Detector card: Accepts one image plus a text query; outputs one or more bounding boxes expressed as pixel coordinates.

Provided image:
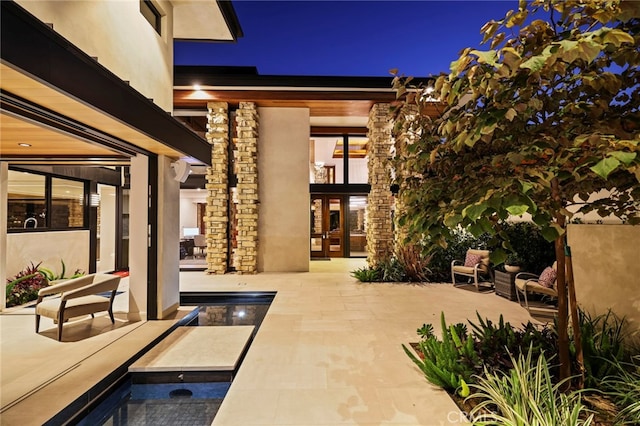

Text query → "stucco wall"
[17,0,174,111]
[1,162,9,309]
[157,156,180,318]
[568,224,640,331]
[128,154,148,320]
[6,230,90,279]
[257,108,310,272]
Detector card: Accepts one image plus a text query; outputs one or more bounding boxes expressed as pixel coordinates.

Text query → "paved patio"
[1,258,542,425]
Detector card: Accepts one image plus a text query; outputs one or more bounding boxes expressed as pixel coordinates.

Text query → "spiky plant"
[601,357,640,425]
[403,312,477,397]
[350,267,380,282]
[6,262,47,307]
[468,349,594,426]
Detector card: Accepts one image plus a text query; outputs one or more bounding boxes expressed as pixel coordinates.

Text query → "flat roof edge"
[1,1,211,165]
[174,65,435,90]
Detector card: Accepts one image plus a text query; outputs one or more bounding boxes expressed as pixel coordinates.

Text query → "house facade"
[0,0,241,318]
[2,0,637,328]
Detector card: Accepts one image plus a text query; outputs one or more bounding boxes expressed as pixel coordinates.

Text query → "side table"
[494,270,518,301]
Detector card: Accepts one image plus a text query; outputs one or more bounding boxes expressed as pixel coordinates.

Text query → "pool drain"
[169,388,193,398]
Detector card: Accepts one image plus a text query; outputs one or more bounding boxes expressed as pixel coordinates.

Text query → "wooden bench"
[35,274,121,341]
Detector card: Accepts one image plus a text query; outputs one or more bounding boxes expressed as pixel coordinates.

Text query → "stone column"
[393,104,419,251]
[234,102,259,274]
[366,104,394,268]
[205,102,229,274]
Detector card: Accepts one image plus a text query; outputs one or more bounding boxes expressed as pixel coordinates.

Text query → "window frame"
[7,167,89,233]
[140,0,162,35]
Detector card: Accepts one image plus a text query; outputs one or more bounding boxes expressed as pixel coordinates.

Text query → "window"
[51,178,85,228]
[309,136,369,184]
[140,0,161,35]
[349,196,368,257]
[7,170,46,229]
[347,137,369,184]
[6,170,87,231]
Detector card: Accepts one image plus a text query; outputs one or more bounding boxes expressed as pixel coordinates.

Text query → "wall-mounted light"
[171,159,191,182]
[90,193,100,207]
[193,84,201,91]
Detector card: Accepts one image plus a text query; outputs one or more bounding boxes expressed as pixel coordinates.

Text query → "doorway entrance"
[310,195,344,258]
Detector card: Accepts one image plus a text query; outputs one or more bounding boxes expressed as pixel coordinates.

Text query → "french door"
[310,195,344,258]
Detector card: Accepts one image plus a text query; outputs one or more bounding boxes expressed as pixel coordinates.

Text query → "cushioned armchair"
[451,249,493,290]
[193,234,207,257]
[35,274,121,341]
[515,262,558,313]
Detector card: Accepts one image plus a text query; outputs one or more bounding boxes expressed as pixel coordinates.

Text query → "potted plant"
[504,254,523,273]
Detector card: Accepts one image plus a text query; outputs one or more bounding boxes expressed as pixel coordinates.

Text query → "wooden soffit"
[1,2,212,164]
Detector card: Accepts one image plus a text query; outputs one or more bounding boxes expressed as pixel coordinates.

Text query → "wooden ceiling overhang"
[173,66,443,127]
[1,1,212,165]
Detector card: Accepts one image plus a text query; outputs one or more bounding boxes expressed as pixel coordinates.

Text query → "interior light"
[18,143,31,147]
[193,84,201,91]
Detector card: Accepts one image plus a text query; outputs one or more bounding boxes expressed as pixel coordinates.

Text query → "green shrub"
[350,267,379,282]
[376,257,406,282]
[601,357,640,425]
[394,244,431,282]
[424,222,554,281]
[405,312,557,398]
[468,349,594,426]
[402,312,478,396]
[571,309,631,386]
[501,222,555,274]
[351,244,432,283]
[427,228,490,282]
[6,262,48,307]
[470,314,557,376]
[38,259,85,281]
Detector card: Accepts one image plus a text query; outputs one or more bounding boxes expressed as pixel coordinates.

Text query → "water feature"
[75,292,274,425]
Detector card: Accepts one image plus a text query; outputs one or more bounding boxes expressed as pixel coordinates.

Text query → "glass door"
[97,184,117,272]
[310,195,344,258]
[348,195,368,257]
[310,196,325,257]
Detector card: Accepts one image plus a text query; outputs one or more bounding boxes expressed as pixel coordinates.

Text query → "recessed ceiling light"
[18,143,31,147]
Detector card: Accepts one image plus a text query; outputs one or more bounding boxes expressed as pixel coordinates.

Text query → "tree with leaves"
[393,0,639,384]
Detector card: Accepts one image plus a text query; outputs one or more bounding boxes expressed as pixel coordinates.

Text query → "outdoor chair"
[35,274,121,341]
[451,249,493,290]
[515,262,558,313]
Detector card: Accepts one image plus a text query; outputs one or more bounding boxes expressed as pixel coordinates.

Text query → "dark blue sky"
[175,1,519,77]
